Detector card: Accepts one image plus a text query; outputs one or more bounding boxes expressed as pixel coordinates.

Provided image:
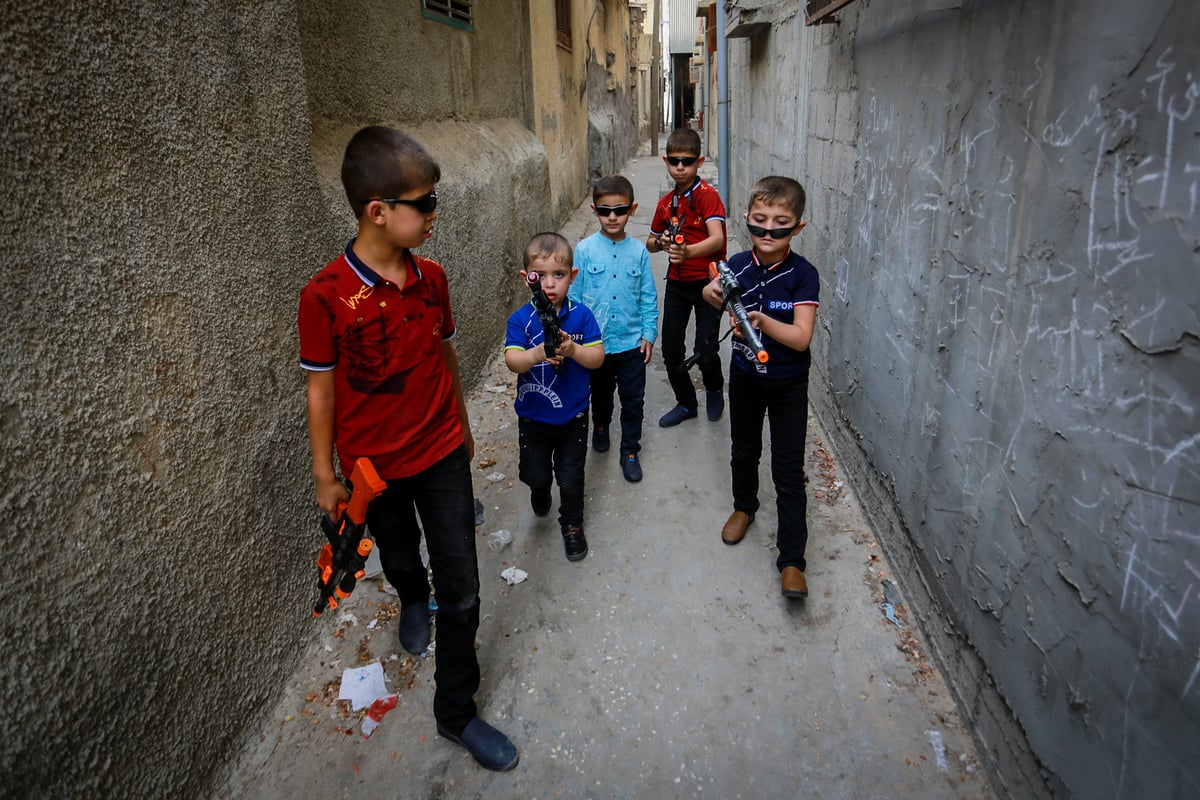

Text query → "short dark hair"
[523,231,573,269]
[341,126,441,218]
[665,128,702,156]
[748,176,806,220]
[593,175,634,204]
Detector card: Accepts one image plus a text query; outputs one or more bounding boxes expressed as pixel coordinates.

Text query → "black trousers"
[728,368,810,572]
[363,444,480,733]
[517,411,589,531]
[661,279,724,407]
[590,347,647,456]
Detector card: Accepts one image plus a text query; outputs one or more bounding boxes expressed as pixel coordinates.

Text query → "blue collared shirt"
[569,232,658,354]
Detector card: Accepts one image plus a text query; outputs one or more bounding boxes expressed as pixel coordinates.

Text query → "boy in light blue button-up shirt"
[569,175,659,483]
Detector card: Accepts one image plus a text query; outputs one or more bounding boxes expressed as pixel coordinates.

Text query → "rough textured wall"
[586,0,640,182]
[729,1,1199,798]
[0,2,334,796]
[529,0,593,222]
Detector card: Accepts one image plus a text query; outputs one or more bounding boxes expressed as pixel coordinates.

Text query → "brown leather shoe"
[781,567,808,599]
[721,511,753,545]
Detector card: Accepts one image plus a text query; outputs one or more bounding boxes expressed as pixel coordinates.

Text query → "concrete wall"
[726,1,1200,798]
[530,1,593,222]
[0,1,550,796]
[586,0,642,182]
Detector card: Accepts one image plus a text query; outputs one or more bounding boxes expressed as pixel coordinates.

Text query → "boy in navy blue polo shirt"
[569,174,658,483]
[702,176,820,600]
[299,126,518,771]
[505,232,605,561]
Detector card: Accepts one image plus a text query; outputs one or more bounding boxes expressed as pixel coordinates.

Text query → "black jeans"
[590,347,647,456]
[518,411,588,530]
[363,444,480,733]
[728,368,810,572]
[661,279,724,408]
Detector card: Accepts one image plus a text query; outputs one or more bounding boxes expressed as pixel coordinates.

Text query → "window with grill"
[555,0,571,49]
[422,0,473,31]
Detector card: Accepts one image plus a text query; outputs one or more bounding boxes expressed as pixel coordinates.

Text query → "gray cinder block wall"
[727,0,1199,798]
[0,1,550,796]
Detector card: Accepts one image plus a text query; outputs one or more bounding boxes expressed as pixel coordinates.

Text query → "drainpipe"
[716,1,729,208]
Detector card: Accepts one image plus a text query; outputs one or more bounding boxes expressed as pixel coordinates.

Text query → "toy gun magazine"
[710,260,769,365]
[526,271,563,371]
[313,457,388,617]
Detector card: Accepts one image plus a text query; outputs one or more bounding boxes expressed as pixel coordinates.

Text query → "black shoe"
[437,717,519,772]
[398,603,431,654]
[530,488,552,517]
[593,425,610,452]
[562,526,589,561]
[706,390,724,421]
[621,453,643,483]
[659,404,698,427]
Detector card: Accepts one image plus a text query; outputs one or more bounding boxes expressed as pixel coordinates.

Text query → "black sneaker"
[562,526,588,561]
[706,390,724,421]
[398,603,432,654]
[659,404,698,427]
[530,488,552,517]
[592,425,610,452]
[621,453,643,482]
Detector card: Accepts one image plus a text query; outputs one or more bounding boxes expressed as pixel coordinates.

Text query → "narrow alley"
[217,146,994,800]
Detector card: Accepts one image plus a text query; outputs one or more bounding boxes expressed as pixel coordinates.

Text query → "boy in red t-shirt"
[297,126,517,772]
[646,127,728,427]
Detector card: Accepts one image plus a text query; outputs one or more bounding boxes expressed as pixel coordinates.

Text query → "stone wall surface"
[728,1,1199,798]
[0,1,550,797]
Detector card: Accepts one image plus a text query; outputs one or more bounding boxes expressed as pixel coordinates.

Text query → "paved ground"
[217,146,996,800]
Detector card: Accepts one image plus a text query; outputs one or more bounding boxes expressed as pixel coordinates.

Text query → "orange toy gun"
[710,260,769,364]
[313,458,388,617]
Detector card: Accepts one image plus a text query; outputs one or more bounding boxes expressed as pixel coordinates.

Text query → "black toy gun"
[662,215,684,248]
[710,260,769,364]
[313,457,388,617]
[526,271,563,370]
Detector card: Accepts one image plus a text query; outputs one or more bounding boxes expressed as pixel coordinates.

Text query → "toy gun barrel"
[665,215,684,245]
[526,271,563,367]
[313,457,387,617]
[710,261,769,364]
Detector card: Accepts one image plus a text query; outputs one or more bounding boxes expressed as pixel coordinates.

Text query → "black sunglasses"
[366,191,438,214]
[746,221,797,239]
[665,156,698,167]
[595,204,632,217]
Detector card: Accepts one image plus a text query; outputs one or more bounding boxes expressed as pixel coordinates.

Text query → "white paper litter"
[500,566,528,585]
[486,471,506,482]
[338,662,390,711]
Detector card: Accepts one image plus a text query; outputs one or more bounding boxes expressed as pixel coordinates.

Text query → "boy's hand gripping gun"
[710,260,769,365]
[313,457,387,617]
[526,271,563,371]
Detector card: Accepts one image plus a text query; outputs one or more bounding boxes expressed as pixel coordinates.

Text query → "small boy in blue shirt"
[703,176,819,600]
[569,175,658,483]
[505,232,605,561]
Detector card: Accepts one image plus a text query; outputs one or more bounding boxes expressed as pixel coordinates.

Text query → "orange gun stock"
[313,458,387,617]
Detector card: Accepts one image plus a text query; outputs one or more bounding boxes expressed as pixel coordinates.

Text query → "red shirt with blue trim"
[298,239,462,479]
[649,177,727,282]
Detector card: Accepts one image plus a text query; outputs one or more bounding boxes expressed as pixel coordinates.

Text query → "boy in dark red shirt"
[298,126,517,771]
[647,128,728,427]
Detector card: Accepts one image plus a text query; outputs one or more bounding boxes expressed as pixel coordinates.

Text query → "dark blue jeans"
[728,368,810,572]
[662,279,724,408]
[517,411,588,531]
[362,444,480,733]
[590,347,647,456]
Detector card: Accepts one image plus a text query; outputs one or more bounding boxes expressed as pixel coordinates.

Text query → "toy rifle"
[662,215,684,248]
[313,457,388,617]
[709,260,769,365]
[526,271,563,372]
